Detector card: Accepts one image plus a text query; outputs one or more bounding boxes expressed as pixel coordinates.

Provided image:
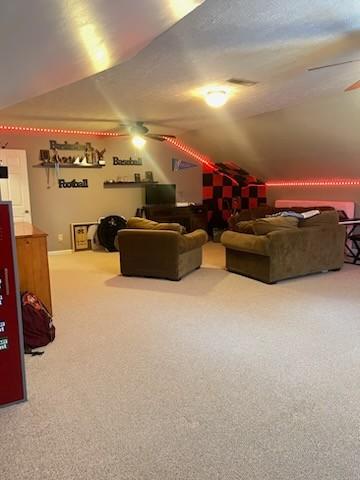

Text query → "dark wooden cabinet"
[144,205,208,232]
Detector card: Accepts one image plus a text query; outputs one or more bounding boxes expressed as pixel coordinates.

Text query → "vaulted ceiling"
[0,0,205,109]
[0,0,359,138]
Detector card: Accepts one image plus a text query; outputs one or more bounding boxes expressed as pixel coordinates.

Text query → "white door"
[0,149,32,223]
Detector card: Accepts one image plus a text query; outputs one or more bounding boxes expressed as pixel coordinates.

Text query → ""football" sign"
[58,179,88,188]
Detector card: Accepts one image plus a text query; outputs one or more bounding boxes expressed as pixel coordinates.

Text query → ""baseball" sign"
[113,156,142,166]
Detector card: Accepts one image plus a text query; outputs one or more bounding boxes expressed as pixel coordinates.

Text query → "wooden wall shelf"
[104,181,158,188]
[33,163,104,169]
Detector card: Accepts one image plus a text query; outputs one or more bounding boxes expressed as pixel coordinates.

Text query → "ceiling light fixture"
[204,89,228,108]
[226,78,258,87]
[132,135,146,149]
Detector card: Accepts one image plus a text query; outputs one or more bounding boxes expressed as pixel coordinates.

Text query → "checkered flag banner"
[202,162,267,221]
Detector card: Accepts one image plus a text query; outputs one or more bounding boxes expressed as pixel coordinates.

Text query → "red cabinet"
[0,201,27,407]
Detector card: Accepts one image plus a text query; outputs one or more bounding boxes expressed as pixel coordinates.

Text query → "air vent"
[227,78,258,87]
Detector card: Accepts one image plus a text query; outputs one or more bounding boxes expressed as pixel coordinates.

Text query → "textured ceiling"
[0,0,359,135]
[183,89,360,179]
[0,0,205,109]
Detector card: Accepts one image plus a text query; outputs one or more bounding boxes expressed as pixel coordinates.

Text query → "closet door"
[0,149,32,223]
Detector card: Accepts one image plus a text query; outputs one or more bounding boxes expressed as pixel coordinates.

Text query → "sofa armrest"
[178,229,208,253]
[220,230,270,256]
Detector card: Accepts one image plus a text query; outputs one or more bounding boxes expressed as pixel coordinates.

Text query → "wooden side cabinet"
[14,223,52,315]
[144,205,208,233]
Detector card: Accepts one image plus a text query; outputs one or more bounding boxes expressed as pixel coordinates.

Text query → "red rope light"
[0,124,121,137]
[163,136,216,170]
[163,136,239,185]
[0,124,240,184]
[266,180,360,187]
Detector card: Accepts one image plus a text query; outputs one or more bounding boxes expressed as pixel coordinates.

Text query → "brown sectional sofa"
[221,209,346,283]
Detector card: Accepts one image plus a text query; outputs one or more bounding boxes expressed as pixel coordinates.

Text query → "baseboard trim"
[48,249,73,256]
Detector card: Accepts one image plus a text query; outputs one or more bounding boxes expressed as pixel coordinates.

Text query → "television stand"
[143,204,208,232]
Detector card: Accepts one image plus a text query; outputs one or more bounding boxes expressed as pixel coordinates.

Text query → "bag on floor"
[21,291,55,354]
[97,215,127,252]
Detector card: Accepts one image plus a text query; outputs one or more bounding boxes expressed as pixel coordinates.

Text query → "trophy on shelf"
[96,149,106,166]
[39,149,50,164]
[50,148,61,164]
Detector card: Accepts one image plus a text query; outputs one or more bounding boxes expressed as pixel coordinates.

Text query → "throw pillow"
[127,217,185,233]
[235,220,255,234]
[252,216,299,235]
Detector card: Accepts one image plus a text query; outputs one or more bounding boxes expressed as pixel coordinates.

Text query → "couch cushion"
[299,209,339,228]
[235,220,255,234]
[252,216,299,235]
[127,217,185,233]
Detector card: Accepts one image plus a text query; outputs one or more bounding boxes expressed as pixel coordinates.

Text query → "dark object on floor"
[21,291,55,350]
[208,208,228,242]
[97,215,127,251]
[212,227,225,243]
[347,233,360,264]
[24,345,44,356]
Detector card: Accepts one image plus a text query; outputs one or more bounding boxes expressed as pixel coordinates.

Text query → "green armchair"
[118,219,208,280]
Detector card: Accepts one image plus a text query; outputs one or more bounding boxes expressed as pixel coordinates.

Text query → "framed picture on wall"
[145,171,153,182]
[71,222,99,251]
[40,149,50,162]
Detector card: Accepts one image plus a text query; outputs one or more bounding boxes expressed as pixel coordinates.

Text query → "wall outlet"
[58,233,63,242]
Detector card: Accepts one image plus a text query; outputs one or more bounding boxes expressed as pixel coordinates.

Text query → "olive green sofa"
[221,210,346,283]
[117,217,208,280]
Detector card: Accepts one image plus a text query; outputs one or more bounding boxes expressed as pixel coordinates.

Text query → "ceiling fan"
[115,121,176,142]
[307,59,360,92]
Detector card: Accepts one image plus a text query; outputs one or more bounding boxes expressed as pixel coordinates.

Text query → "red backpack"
[21,292,55,353]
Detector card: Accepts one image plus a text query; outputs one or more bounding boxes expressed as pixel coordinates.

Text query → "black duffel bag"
[97,215,127,251]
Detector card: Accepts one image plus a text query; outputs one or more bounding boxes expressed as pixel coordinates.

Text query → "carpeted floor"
[1,242,360,479]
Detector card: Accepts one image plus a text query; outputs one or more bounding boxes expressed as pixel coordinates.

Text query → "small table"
[339,218,360,264]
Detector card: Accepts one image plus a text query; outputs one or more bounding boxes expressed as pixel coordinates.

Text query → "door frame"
[0,149,32,223]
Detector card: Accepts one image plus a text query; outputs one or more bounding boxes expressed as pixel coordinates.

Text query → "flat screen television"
[145,184,176,206]
[0,166,8,178]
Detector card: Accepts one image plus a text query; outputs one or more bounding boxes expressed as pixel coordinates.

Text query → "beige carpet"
[1,242,360,479]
